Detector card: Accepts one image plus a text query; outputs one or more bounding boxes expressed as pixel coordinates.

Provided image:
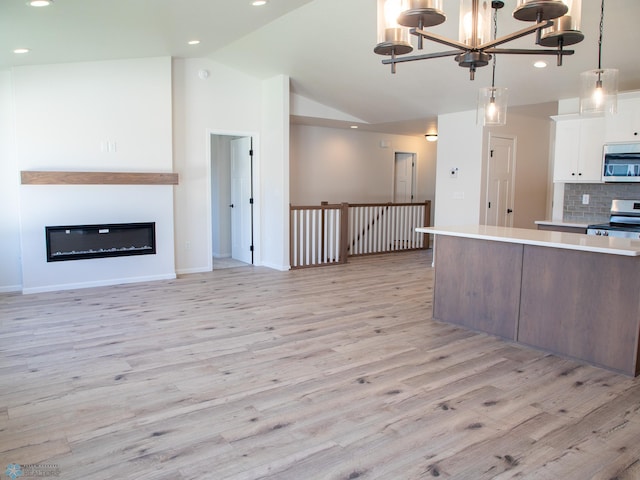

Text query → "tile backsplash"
[563,183,640,223]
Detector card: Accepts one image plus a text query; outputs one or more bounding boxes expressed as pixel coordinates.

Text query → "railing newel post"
[340,202,349,264]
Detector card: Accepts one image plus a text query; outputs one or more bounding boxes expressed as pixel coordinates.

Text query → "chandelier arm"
[412,28,470,51]
[477,20,553,50]
[381,50,461,65]
[486,48,574,56]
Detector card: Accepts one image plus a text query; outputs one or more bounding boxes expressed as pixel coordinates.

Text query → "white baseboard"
[175,266,211,275]
[22,273,177,295]
[0,284,22,293]
[258,261,290,272]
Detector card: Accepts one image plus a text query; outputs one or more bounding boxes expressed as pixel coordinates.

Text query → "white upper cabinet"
[553,116,605,183]
[605,96,640,143]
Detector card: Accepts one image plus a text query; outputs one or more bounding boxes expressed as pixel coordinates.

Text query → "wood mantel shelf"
[21,171,179,185]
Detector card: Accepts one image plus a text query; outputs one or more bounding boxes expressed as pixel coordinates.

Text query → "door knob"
[507,208,513,214]
[229,204,234,208]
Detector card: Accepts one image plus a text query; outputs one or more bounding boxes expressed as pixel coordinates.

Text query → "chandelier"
[375,0,584,80]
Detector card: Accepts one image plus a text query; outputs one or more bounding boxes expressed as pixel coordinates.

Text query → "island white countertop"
[416,225,640,256]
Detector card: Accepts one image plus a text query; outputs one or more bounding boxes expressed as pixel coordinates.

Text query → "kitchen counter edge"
[415,225,640,256]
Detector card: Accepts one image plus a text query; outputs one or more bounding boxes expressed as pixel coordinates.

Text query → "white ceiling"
[3,0,640,136]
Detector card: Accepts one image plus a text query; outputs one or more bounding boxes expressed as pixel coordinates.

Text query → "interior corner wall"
[260,75,290,271]
[14,57,175,293]
[435,110,483,226]
[0,69,22,292]
[289,125,436,212]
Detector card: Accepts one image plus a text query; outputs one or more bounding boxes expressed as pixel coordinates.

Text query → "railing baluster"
[289,201,431,268]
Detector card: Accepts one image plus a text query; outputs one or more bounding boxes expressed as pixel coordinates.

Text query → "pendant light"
[478,1,507,126]
[579,0,617,115]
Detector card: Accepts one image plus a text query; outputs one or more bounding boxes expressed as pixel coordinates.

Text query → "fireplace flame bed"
[45,222,156,262]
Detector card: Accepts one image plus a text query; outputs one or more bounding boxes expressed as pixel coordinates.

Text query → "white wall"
[260,75,290,271]
[435,110,484,226]
[290,124,436,211]
[13,57,175,293]
[210,135,232,258]
[172,59,290,273]
[0,70,22,291]
[483,109,554,229]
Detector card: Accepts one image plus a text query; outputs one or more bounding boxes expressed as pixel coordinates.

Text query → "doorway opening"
[210,134,255,269]
[394,152,417,203]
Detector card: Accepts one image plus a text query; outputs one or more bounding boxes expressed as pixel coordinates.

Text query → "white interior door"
[230,137,253,264]
[394,152,416,203]
[485,136,516,227]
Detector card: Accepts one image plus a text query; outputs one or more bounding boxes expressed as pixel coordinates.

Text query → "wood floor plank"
[1,250,640,479]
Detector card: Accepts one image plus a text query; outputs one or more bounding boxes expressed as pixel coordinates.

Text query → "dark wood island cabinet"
[417,225,640,376]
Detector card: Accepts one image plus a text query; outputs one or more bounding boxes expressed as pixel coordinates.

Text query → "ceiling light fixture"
[29,0,53,6]
[13,48,30,54]
[478,1,507,126]
[533,60,547,68]
[188,40,200,45]
[251,1,268,6]
[350,125,359,129]
[374,0,583,79]
[425,133,438,141]
[579,0,617,115]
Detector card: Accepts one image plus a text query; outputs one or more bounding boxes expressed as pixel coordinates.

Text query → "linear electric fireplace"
[45,222,156,262]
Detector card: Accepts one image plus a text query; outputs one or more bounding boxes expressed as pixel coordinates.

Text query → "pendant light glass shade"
[478,87,508,126]
[579,68,618,115]
[579,0,617,116]
[397,0,446,28]
[375,0,413,55]
[459,0,491,47]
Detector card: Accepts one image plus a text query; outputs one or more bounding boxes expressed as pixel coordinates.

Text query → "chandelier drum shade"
[539,0,584,50]
[375,0,584,79]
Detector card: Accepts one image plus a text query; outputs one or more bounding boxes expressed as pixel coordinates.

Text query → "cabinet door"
[553,117,604,183]
[605,97,640,143]
[553,119,580,182]
[578,117,605,182]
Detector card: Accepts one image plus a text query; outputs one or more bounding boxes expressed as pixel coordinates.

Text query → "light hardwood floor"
[1,250,639,479]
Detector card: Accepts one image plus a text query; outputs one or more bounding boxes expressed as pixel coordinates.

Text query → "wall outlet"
[582,194,590,205]
[449,167,458,178]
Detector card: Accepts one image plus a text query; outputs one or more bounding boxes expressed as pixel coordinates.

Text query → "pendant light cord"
[490,5,498,89]
[598,0,604,70]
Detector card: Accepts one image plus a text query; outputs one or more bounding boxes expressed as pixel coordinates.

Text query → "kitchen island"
[416,225,640,376]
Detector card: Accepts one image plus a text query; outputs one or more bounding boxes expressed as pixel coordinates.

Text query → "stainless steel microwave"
[602,143,640,182]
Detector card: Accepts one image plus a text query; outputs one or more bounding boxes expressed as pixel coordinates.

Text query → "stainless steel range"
[587,199,640,239]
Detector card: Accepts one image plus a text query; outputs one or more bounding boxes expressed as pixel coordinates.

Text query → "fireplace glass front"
[45,222,156,262]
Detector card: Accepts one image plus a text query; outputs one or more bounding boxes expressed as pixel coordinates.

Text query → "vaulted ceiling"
[3,0,639,135]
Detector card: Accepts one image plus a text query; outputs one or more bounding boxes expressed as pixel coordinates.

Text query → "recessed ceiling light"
[534,60,547,69]
[13,48,30,54]
[29,0,53,6]
[350,125,358,129]
[252,0,267,6]
[188,40,200,45]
